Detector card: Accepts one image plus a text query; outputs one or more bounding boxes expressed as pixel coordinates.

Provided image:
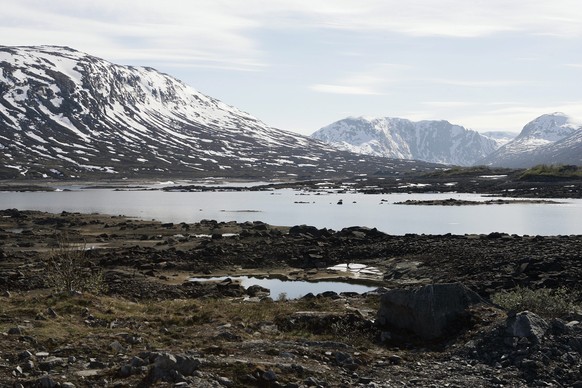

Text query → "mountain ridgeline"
[312,113,582,168]
[1,45,581,180]
[311,117,499,166]
[0,45,436,180]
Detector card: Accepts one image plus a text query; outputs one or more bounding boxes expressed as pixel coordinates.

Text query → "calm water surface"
[189,276,378,300]
[1,188,581,235]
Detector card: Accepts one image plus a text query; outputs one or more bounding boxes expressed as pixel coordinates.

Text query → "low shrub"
[44,234,107,294]
[492,286,579,318]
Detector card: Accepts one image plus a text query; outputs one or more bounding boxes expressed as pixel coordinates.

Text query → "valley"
[1,44,582,387]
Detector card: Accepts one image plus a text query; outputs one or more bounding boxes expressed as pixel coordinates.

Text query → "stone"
[130,356,148,367]
[505,311,549,344]
[388,354,403,365]
[39,356,67,371]
[7,327,23,335]
[18,350,33,360]
[217,376,234,386]
[109,340,125,353]
[376,283,483,340]
[262,369,277,381]
[148,352,202,382]
[118,364,134,378]
[247,284,270,297]
[35,376,57,388]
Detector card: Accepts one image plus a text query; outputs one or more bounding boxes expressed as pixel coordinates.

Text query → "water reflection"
[0,189,581,235]
[189,276,378,300]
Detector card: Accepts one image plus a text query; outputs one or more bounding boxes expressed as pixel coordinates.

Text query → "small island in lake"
[394,198,562,206]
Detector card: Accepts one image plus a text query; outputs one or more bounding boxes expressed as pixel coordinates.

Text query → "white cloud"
[0,0,264,70]
[3,0,582,71]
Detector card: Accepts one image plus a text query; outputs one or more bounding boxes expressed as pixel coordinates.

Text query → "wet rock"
[289,225,322,238]
[376,283,483,340]
[246,284,270,297]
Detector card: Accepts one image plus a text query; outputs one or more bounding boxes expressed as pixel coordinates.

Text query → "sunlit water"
[1,188,581,235]
[189,276,378,300]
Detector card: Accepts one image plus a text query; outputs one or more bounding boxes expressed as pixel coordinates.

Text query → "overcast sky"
[3,0,582,135]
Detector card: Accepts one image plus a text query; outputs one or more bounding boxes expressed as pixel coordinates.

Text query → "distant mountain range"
[312,113,582,168]
[311,117,500,166]
[0,45,436,180]
[1,45,580,180]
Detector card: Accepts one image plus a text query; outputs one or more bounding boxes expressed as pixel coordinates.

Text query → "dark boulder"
[376,283,484,340]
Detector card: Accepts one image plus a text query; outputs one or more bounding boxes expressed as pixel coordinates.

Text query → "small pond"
[189,276,379,300]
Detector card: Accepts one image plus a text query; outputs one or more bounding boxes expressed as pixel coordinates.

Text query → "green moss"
[519,164,582,180]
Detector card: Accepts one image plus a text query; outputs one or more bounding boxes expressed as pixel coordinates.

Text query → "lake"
[1,187,581,235]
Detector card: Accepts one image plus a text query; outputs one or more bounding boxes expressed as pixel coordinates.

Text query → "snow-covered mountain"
[0,45,436,179]
[479,113,582,168]
[311,117,498,166]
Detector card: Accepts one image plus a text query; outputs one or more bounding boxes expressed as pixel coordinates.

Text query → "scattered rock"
[145,352,202,383]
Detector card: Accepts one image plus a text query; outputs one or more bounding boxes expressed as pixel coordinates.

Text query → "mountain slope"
[311,117,498,166]
[481,131,517,147]
[0,46,437,179]
[479,113,582,168]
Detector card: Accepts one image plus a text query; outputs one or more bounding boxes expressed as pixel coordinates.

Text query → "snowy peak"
[478,113,582,168]
[517,112,579,143]
[0,45,438,179]
[311,116,498,166]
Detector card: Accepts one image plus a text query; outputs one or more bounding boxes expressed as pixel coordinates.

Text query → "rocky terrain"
[1,209,582,387]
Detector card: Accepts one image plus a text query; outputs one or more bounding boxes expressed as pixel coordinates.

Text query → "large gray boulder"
[376,283,483,340]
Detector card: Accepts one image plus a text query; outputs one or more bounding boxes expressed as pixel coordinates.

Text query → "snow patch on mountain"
[311,116,498,166]
[478,113,582,168]
[0,45,439,179]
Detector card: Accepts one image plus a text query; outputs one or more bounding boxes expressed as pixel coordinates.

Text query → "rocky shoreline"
[1,209,582,387]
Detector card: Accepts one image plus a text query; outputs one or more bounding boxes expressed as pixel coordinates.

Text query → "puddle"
[327,263,382,277]
[189,276,378,300]
[193,233,239,238]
